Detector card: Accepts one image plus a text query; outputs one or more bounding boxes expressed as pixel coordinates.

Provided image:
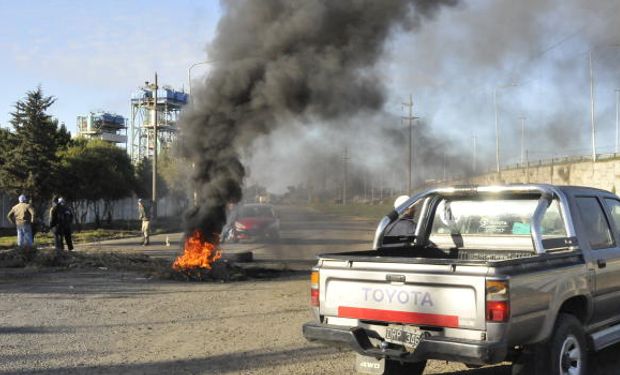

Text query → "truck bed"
[318,247,583,270]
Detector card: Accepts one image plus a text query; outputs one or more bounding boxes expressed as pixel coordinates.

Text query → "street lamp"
[519,116,526,164]
[589,50,597,162]
[616,89,620,154]
[587,45,620,162]
[144,74,159,219]
[472,134,477,173]
[188,60,214,98]
[402,94,419,195]
[493,82,519,172]
[186,60,214,206]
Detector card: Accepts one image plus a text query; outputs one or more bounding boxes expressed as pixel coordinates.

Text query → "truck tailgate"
[319,260,488,330]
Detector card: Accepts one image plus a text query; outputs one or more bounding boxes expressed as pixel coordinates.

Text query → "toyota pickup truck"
[303,184,620,375]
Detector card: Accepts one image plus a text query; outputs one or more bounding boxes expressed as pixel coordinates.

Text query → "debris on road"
[0,247,294,283]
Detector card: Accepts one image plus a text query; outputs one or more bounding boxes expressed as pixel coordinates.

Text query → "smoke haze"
[180,0,620,239]
[178,0,459,238]
[243,0,620,195]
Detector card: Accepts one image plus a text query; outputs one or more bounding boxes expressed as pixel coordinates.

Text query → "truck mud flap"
[303,322,507,365]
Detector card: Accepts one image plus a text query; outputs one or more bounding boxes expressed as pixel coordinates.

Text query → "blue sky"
[1,0,619,177]
[0,0,221,133]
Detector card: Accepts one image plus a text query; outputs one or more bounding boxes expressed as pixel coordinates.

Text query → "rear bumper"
[302,322,507,365]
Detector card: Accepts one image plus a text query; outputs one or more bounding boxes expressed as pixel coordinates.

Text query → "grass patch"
[308,202,393,220]
[0,217,182,250]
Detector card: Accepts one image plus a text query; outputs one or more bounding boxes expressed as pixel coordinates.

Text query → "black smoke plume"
[179,0,459,241]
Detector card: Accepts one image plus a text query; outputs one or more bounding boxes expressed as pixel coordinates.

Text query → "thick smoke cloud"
[383,0,620,168]
[178,0,459,239]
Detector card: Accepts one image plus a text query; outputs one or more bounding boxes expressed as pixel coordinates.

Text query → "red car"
[230,204,280,242]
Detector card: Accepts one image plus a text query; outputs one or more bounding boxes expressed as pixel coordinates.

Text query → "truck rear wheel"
[549,314,588,375]
[384,359,426,375]
[513,313,587,375]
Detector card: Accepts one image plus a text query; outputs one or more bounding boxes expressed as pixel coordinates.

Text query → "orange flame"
[172,230,222,271]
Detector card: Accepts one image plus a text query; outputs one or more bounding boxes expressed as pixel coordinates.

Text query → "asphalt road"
[82,204,379,265]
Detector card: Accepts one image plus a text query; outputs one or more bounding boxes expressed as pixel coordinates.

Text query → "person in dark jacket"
[49,197,74,251]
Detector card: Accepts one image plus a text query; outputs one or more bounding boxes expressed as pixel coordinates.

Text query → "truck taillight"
[310,270,319,307]
[486,279,509,322]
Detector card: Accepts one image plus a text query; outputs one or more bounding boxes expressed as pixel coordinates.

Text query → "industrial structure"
[129,85,188,163]
[76,112,127,145]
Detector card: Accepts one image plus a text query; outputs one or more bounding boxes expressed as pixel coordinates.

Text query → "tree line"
[0,87,191,227]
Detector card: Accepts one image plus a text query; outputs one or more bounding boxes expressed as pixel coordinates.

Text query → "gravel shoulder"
[0,267,506,375]
[2,203,620,374]
[2,267,620,374]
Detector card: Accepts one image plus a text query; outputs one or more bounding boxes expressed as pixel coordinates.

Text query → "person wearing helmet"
[6,194,36,250]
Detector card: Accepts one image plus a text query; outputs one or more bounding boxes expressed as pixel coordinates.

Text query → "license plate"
[355,354,385,374]
[384,326,428,349]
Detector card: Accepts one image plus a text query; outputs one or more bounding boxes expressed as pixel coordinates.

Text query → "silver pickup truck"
[303,184,620,375]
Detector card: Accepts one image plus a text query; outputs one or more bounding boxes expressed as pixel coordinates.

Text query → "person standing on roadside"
[50,197,74,251]
[6,194,36,250]
[138,199,151,246]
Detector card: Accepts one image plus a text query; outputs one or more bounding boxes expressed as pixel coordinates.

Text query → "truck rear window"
[430,198,566,237]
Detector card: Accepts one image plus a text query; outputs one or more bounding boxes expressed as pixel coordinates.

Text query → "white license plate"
[384,326,428,349]
[355,354,385,374]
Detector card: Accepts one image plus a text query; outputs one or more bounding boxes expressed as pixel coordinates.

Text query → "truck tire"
[548,313,588,375]
[384,359,426,375]
[512,314,588,375]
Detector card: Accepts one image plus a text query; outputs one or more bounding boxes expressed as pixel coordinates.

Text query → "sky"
[0,0,221,133]
[2,1,620,193]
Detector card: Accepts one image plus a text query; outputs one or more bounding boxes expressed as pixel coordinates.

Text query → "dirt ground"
[2,265,620,374]
[2,205,620,374]
[0,267,500,375]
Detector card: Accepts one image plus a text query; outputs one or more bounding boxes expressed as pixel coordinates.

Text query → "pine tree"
[0,87,71,211]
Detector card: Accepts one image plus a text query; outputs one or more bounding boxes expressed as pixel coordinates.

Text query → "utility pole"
[442,151,447,181]
[493,82,519,172]
[493,89,500,172]
[342,146,349,205]
[616,89,620,154]
[402,94,418,195]
[472,134,477,173]
[149,73,159,219]
[589,51,597,162]
[380,169,384,202]
[519,116,526,164]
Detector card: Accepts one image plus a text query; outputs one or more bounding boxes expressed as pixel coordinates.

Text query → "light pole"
[519,116,526,164]
[493,82,519,172]
[587,45,620,161]
[188,60,214,98]
[145,74,159,219]
[342,146,349,205]
[616,89,620,154]
[187,60,213,206]
[402,94,419,195]
[589,50,597,162]
[472,134,477,173]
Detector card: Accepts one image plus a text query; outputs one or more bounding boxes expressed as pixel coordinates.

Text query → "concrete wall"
[458,155,620,193]
[1,194,186,228]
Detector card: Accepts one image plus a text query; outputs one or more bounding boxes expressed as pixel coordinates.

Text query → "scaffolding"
[129,85,188,164]
[76,112,127,145]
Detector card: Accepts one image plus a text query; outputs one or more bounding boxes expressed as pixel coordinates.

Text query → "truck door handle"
[597,259,607,269]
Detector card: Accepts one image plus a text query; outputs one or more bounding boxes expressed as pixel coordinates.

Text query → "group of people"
[6,194,74,253]
[6,195,153,252]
